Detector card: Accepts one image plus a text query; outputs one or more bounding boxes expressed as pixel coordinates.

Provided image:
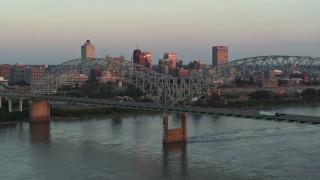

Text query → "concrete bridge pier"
[19,98,23,112]
[163,112,187,143]
[29,100,50,122]
[8,98,12,112]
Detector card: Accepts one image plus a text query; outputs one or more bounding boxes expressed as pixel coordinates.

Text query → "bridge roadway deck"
[177,107,320,124]
[1,92,320,124]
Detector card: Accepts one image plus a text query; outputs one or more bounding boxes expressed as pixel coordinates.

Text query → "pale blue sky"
[0,0,319,65]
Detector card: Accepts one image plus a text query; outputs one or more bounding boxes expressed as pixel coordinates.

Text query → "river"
[0,106,320,180]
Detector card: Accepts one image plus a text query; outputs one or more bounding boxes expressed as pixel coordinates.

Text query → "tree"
[301,88,319,100]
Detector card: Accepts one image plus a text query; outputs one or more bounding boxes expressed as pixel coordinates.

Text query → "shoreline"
[0,121,25,125]
[1,101,320,124]
[233,102,320,110]
[0,107,161,123]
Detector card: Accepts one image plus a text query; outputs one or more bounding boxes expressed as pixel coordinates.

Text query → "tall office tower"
[132,49,142,64]
[81,40,96,59]
[158,59,171,75]
[0,64,10,79]
[141,51,153,70]
[163,52,178,70]
[132,49,153,70]
[212,46,228,67]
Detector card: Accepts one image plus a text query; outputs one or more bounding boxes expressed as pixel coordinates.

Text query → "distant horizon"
[4,52,320,66]
[1,40,320,65]
[1,0,319,65]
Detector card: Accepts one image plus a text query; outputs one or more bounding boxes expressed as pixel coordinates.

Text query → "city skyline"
[0,0,319,65]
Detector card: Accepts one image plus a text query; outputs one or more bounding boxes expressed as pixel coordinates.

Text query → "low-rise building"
[0,64,10,79]
[9,63,27,84]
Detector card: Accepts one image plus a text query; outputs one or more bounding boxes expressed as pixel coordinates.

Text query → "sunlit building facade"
[159,52,178,76]
[132,49,153,70]
[163,52,178,70]
[81,40,96,59]
[212,46,228,67]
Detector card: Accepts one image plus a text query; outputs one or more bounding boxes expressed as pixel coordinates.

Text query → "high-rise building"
[81,40,95,59]
[0,64,10,79]
[158,59,171,75]
[163,52,178,70]
[141,51,153,70]
[132,49,142,64]
[212,46,228,67]
[132,49,153,70]
[158,52,179,76]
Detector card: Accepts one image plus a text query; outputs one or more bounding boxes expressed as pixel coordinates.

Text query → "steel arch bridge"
[209,55,320,88]
[30,55,320,110]
[30,58,210,110]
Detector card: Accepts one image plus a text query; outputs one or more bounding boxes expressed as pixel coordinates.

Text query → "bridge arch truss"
[208,55,320,88]
[30,58,209,110]
[30,55,320,110]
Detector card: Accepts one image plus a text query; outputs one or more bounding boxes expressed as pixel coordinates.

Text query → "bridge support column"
[163,112,187,143]
[29,100,50,123]
[19,98,23,112]
[8,98,12,112]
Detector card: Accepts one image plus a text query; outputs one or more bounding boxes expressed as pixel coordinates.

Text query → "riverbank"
[1,97,320,123]
[0,106,160,123]
[0,121,24,126]
[51,107,159,119]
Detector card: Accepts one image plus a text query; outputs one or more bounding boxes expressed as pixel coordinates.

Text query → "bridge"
[1,55,320,143]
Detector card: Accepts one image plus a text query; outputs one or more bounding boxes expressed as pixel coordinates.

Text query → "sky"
[0,0,319,65]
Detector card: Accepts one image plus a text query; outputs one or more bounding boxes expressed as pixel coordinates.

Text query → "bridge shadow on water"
[111,116,122,125]
[29,122,51,144]
[162,142,188,177]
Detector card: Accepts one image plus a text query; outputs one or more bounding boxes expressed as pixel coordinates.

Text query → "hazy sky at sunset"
[0,0,319,65]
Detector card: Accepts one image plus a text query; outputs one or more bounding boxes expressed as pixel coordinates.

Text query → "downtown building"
[94,55,125,83]
[59,69,88,87]
[25,66,46,84]
[0,64,10,80]
[159,52,178,76]
[81,40,96,59]
[132,49,153,70]
[9,63,27,84]
[212,46,228,67]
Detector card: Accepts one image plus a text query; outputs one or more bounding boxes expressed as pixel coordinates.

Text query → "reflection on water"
[191,114,202,121]
[111,116,122,125]
[163,142,188,177]
[29,122,50,143]
[0,108,320,179]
